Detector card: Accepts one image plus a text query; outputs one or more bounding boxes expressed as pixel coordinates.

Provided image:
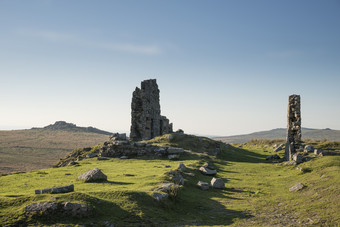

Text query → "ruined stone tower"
[285,94,302,161]
[130,79,173,141]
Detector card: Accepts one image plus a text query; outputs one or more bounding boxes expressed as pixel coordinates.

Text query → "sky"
[1,0,340,136]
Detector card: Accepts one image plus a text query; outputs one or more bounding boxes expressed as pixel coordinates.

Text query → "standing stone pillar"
[285,94,302,161]
[130,79,173,141]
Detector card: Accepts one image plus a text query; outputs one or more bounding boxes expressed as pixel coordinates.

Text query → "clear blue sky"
[1,0,340,136]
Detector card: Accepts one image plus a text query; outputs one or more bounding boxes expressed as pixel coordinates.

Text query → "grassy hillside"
[0,134,339,226]
[0,129,109,174]
[214,128,340,144]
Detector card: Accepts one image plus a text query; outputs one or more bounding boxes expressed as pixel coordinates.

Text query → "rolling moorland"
[0,122,111,174]
[0,133,339,226]
[214,128,340,144]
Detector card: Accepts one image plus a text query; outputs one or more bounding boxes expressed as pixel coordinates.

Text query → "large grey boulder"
[289,183,305,192]
[211,177,225,189]
[197,181,209,190]
[77,168,107,182]
[199,167,217,175]
[35,184,74,194]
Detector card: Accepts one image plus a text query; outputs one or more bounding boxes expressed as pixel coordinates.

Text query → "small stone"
[164,165,171,168]
[97,157,110,160]
[120,156,128,159]
[199,167,217,175]
[292,153,303,164]
[168,154,180,160]
[211,177,225,189]
[152,192,168,201]
[197,181,209,190]
[304,145,314,153]
[178,163,187,171]
[289,183,305,192]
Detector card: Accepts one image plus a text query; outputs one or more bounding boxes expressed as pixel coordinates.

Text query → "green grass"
[0,134,339,226]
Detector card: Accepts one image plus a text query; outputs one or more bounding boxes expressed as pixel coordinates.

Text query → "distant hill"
[34,121,112,135]
[214,128,340,144]
[0,122,113,174]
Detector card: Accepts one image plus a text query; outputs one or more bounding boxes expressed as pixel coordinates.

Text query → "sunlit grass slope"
[0,134,339,226]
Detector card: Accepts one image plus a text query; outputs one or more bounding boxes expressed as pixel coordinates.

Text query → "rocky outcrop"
[130,79,173,141]
[77,168,107,182]
[35,184,74,194]
[285,95,302,161]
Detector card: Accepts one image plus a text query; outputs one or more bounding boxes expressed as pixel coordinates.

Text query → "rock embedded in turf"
[167,147,184,154]
[86,153,98,158]
[197,181,209,190]
[35,184,74,194]
[77,168,107,182]
[152,192,168,202]
[292,153,303,164]
[211,177,225,189]
[178,163,186,171]
[168,154,180,160]
[289,183,305,192]
[199,167,217,175]
[97,157,110,160]
[155,183,174,192]
[25,202,58,214]
[62,202,93,217]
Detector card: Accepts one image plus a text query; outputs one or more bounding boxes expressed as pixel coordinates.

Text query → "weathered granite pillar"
[130,79,173,141]
[285,94,302,161]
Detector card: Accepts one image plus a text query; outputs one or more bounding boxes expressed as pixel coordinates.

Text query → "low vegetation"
[0,134,339,226]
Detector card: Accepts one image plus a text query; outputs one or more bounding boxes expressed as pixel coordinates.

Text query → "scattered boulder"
[197,181,209,190]
[168,154,180,160]
[199,167,217,176]
[292,153,303,164]
[167,147,184,154]
[283,160,297,166]
[211,177,225,189]
[304,145,314,153]
[155,183,174,193]
[178,163,187,171]
[165,170,185,185]
[120,156,129,159]
[35,184,74,194]
[314,149,323,155]
[86,153,98,158]
[77,168,107,182]
[266,154,280,160]
[152,192,168,202]
[203,162,215,170]
[289,183,305,192]
[274,144,284,152]
[110,133,127,141]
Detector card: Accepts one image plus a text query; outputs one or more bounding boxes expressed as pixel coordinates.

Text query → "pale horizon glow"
[1,0,340,136]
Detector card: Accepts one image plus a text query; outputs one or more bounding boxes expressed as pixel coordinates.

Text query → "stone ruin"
[285,94,302,161]
[130,79,173,141]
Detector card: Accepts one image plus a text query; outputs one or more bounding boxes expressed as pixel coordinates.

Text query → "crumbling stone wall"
[285,94,302,160]
[130,79,173,140]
